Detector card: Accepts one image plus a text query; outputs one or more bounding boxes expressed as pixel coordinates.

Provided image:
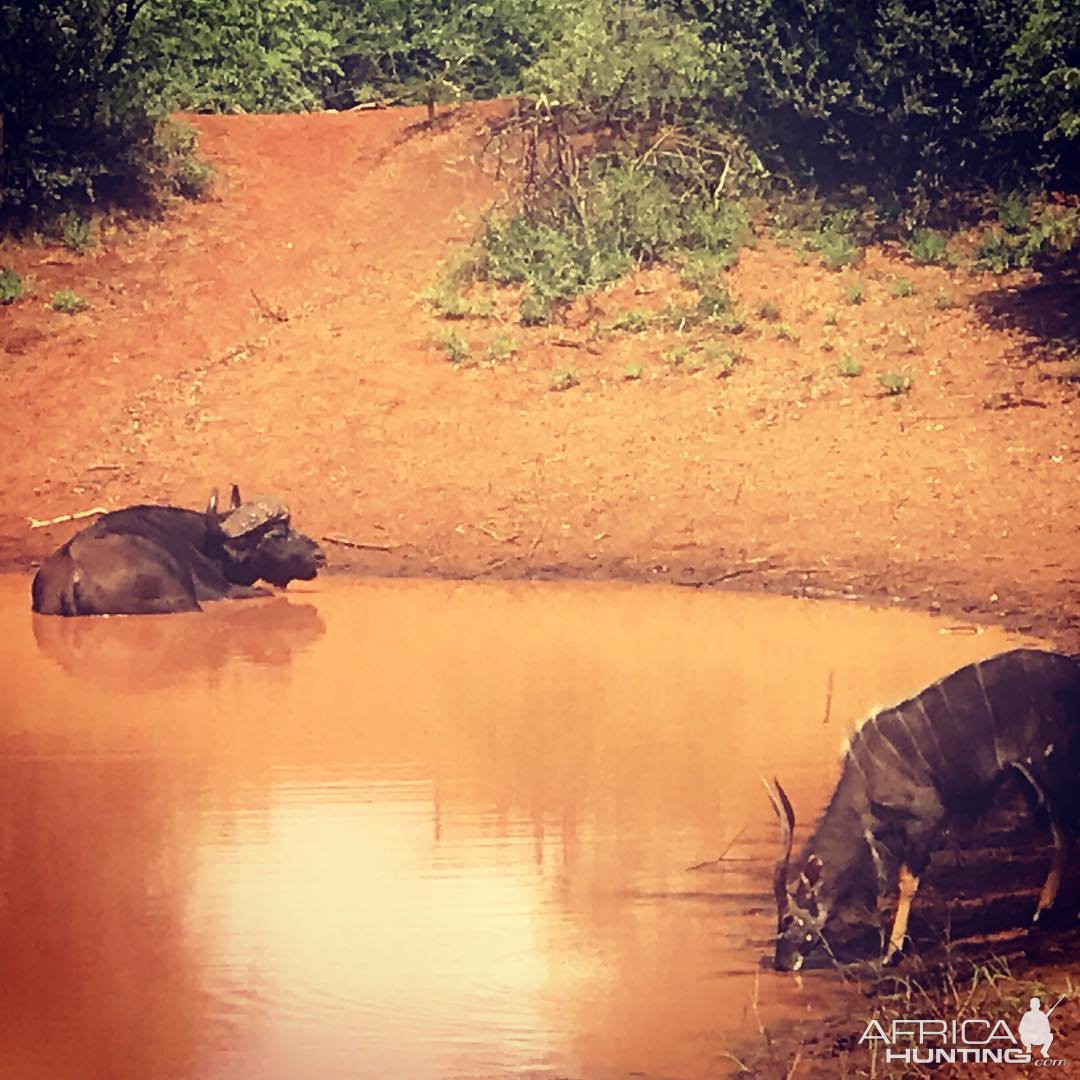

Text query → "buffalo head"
[206,486,326,589]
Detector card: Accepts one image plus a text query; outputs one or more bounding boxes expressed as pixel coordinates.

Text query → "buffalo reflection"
[32,596,325,689]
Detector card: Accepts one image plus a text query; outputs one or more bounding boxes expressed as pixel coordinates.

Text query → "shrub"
[838,353,863,377]
[845,280,866,305]
[57,212,93,253]
[907,228,950,265]
[0,4,220,222]
[972,198,1080,273]
[807,228,862,270]
[0,267,24,304]
[486,334,517,362]
[695,0,1078,194]
[52,288,89,314]
[150,0,341,114]
[611,310,649,333]
[550,368,579,391]
[433,328,471,365]
[890,277,917,298]
[879,369,913,395]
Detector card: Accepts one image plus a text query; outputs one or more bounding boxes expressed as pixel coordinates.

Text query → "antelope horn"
[206,487,219,515]
[229,484,242,510]
[764,777,795,915]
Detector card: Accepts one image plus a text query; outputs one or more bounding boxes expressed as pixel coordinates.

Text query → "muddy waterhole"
[0,576,1031,1079]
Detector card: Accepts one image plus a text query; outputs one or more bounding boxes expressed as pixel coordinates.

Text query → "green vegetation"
[806,227,862,270]
[0,268,24,304]
[610,310,649,333]
[775,323,798,342]
[433,328,471,365]
[838,353,863,377]
[2,0,1076,295]
[973,198,1080,273]
[890,277,917,298]
[51,288,89,314]
[702,342,742,375]
[906,229,950,266]
[757,301,780,322]
[485,335,516,363]
[879,369,914,395]
[845,280,866,306]
[623,363,643,381]
[58,213,93,254]
[550,368,579,392]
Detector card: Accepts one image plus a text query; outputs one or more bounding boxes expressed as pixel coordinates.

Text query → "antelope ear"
[206,487,219,515]
[229,484,242,510]
[804,855,823,887]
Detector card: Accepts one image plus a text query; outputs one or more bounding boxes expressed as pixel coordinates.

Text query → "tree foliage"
[1,1,164,214]
[676,0,1078,194]
[2,0,1076,223]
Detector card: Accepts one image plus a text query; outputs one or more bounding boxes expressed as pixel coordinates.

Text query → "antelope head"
[766,779,827,971]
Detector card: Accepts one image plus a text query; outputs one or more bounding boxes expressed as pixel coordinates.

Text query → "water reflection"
[0,576,1033,1079]
[33,597,325,689]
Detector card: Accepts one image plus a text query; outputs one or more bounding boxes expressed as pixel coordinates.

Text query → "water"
[0,576,1033,1079]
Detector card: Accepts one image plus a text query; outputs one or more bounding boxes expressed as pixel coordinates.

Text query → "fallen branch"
[476,523,521,544]
[322,534,400,552]
[29,507,108,529]
[250,289,288,323]
[687,825,747,872]
[525,519,546,565]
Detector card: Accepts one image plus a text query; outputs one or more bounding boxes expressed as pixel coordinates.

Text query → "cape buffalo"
[31,486,326,616]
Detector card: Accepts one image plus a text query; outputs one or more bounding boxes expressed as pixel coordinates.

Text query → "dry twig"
[29,507,108,529]
[322,534,400,552]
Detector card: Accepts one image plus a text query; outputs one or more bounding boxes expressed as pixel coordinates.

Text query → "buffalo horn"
[206,487,219,515]
[219,498,289,539]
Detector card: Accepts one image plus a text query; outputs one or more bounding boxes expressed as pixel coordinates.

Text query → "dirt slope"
[1,104,1077,646]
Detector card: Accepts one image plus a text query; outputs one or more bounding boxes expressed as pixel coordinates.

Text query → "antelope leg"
[1033,817,1067,924]
[885,864,920,963]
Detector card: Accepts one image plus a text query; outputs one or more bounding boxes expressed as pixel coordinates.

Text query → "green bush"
[433,327,471,364]
[0,267,24,304]
[318,0,562,110]
[0,6,217,219]
[52,288,89,314]
[694,0,1078,194]
[906,228,950,265]
[973,198,1080,273]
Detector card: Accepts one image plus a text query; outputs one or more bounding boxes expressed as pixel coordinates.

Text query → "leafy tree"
[317,0,562,112]
[0,0,165,214]
[146,0,341,113]
[675,0,1079,194]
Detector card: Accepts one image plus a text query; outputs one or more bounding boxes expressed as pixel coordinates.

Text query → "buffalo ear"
[229,484,241,510]
[206,487,219,515]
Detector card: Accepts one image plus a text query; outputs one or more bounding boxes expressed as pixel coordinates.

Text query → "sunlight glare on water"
[0,575,1033,1079]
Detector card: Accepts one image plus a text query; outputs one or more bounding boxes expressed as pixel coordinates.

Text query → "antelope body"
[768,649,1080,971]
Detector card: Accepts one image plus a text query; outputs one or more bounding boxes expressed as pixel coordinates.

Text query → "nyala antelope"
[767,649,1080,971]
